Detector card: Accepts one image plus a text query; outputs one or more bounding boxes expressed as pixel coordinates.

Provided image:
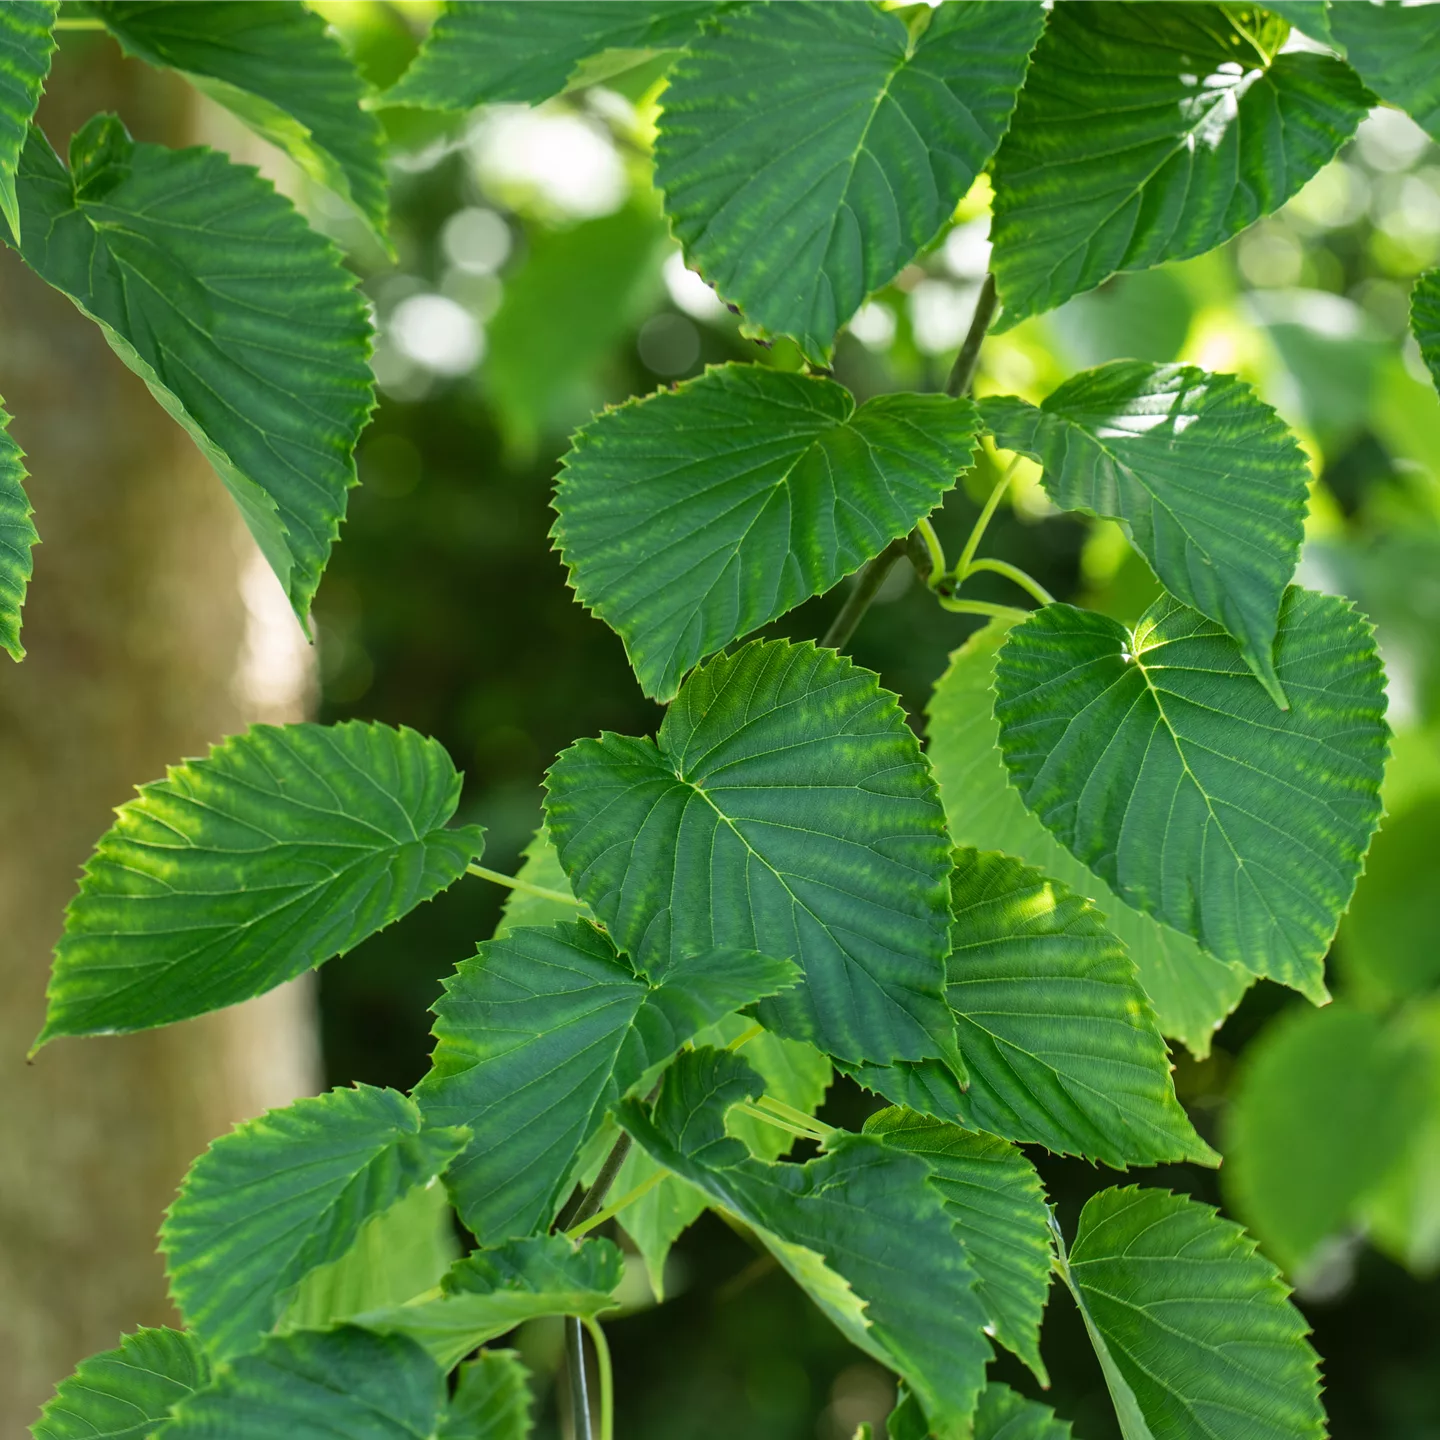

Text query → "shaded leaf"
[42,721,484,1039]
[990,2,1370,326]
[545,639,959,1068]
[656,0,1045,361]
[981,363,1309,703]
[493,824,590,938]
[0,1,53,242]
[1327,2,1440,143]
[973,1384,1074,1440]
[1414,268,1440,394]
[994,591,1388,998]
[442,1351,533,1439]
[9,115,374,622]
[554,363,980,699]
[0,400,35,660]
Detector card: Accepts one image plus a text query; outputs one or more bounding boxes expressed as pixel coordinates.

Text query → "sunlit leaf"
[0,1,53,241]
[1326,2,1440,144]
[554,363,980,699]
[0,401,35,660]
[9,115,374,623]
[656,0,1046,361]
[974,1384,1074,1440]
[442,1351,533,1439]
[545,639,960,1069]
[994,590,1388,998]
[991,2,1370,327]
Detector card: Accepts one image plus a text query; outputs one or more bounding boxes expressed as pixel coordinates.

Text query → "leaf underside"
[442,1350,534,1440]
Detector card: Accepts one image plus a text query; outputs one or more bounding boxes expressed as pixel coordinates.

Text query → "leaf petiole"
[936,597,1030,622]
[753,1094,835,1139]
[963,557,1055,606]
[566,1170,667,1239]
[466,862,587,909]
[582,1316,615,1440]
[953,455,1021,581]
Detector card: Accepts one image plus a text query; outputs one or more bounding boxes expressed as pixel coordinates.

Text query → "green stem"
[945,271,998,398]
[963,557,1055,606]
[820,537,906,652]
[936,597,1029,622]
[582,1317,615,1440]
[54,17,107,29]
[734,1101,823,1143]
[726,1021,764,1051]
[915,518,947,590]
[754,1094,835,1138]
[566,1316,594,1440]
[466,862,585,910]
[566,1169,666,1239]
[953,456,1021,582]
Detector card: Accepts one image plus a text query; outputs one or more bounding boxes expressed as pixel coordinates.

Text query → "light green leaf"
[493,825,589,938]
[9,115,374,623]
[1413,269,1440,394]
[161,1084,468,1361]
[359,1234,623,1372]
[1327,2,1440,143]
[0,1,53,242]
[990,3,1370,327]
[0,400,36,660]
[91,2,389,243]
[864,1109,1053,1383]
[1263,4,1333,44]
[545,639,959,1069]
[618,1048,992,1439]
[415,918,796,1242]
[554,363,981,700]
[442,1351,533,1440]
[973,1384,1074,1440]
[994,590,1388,998]
[1223,1002,1430,1277]
[157,1326,446,1439]
[33,1328,209,1440]
[926,620,1250,1055]
[981,363,1310,704]
[1060,1187,1325,1440]
[384,2,714,109]
[656,1,1046,362]
[42,721,485,1040]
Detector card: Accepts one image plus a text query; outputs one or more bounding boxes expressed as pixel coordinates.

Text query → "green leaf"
[442,1351,533,1440]
[0,1,53,242]
[981,364,1310,704]
[42,721,485,1040]
[1326,2,1440,144]
[619,1048,992,1439]
[545,639,959,1068]
[415,918,797,1242]
[358,1234,623,1372]
[9,115,374,623]
[493,825,589,938]
[1223,1003,1430,1277]
[1060,1186,1325,1440]
[161,1084,468,1361]
[91,2,389,244]
[1263,5,1333,44]
[864,1109,1053,1383]
[926,620,1250,1055]
[1413,269,1440,395]
[0,400,36,660]
[553,363,981,700]
[994,590,1389,999]
[655,0,1046,362]
[990,3,1371,327]
[384,1,715,109]
[157,1326,446,1439]
[33,1328,210,1440]
[973,1384,1074,1440]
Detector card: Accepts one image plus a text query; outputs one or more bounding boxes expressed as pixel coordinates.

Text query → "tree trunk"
[0,40,319,1432]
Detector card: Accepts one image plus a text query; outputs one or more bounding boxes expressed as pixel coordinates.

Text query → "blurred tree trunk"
[0,40,319,1432]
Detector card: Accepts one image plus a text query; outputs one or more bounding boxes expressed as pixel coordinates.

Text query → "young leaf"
[0,1,53,242]
[0,401,36,660]
[493,825,590,938]
[358,1234,623,1371]
[926,620,1250,1055]
[655,1,1046,361]
[865,1109,1054,1383]
[9,116,374,624]
[414,919,797,1242]
[1326,2,1440,144]
[41,721,485,1040]
[158,1326,447,1439]
[990,3,1371,327]
[1060,1187,1325,1440]
[442,1351,533,1440]
[994,590,1389,998]
[544,639,959,1069]
[161,1084,468,1361]
[33,1327,209,1440]
[981,364,1310,704]
[619,1048,992,1439]
[1413,269,1440,393]
[1223,1003,1431,1277]
[553,364,981,700]
[91,2,389,244]
[973,1384,1074,1440]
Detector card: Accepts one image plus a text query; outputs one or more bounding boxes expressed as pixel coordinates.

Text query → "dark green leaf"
[926,620,1250,1054]
[990,2,1371,327]
[865,1109,1053,1382]
[33,1328,209,1440]
[1327,2,1440,143]
[9,116,374,623]
[1061,1187,1325,1440]
[973,1384,1074,1440]
[92,2,389,243]
[442,1351,533,1439]
[161,1084,467,1360]
[415,919,796,1242]
[1413,269,1440,394]
[656,1,1046,361]
[981,364,1310,703]
[0,1,53,242]
[0,400,35,660]
[545,639,959,1069]
[994,591,1388,998]
[42,721,485,1040]
[619,1048,991,1439]
[554,363,980,699]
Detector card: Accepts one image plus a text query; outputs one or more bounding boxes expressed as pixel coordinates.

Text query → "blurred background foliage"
[293,6,1440,1436]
